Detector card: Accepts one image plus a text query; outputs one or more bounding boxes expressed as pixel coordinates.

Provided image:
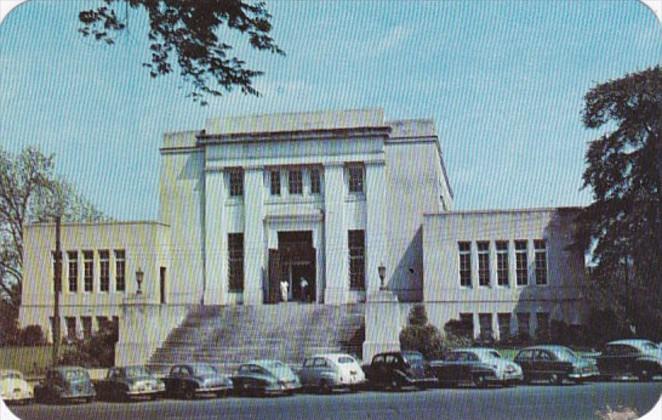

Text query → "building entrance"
[267,231,316,304]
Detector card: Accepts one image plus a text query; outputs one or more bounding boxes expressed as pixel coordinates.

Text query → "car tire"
[390,378,401,392]
[549,373,564,385]
[472,375,487,389]
[319,380,332,394]
[183,386,195,400]
[637,368,652,382]
[215,390,227,398]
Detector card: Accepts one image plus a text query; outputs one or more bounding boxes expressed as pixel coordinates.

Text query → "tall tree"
[0,146,106,312]
[78,0,285,105]
[577,66,662,339]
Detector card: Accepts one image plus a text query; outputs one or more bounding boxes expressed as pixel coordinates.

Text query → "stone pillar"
[323,163,348,304]
[204,169,226,305]
[492,312,500,341]
[243,167,264,305]
[363,289,401,362]
[365,161,387,295]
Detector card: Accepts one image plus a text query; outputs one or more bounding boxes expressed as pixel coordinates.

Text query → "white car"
[299,353,366,392]
[0,369,34,404]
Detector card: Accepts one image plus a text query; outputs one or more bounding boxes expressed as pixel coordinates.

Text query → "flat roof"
[423,206,582,217]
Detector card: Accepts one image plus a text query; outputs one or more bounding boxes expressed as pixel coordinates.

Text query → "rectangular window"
[115,250,125,292]
[517,312,530,337]
[67,251,78,293]
[99,250,109,292]
[348,165,364,193]
[310,168,321,194]
[534,240,548,285]
[229,169,243,197]
[496,241,509,286]
[288,170,303,195]
[65,317,76,340]
[458,242,472,287]
[536,312,550,340]
[348,230,365,290]
[83,251,94,292]
[459,313,474,338]
[81,316,92,339]
[96,316,110,332]
[479,313,493,341]
[270,170,281,195]
[477,241,490,286]
[228,233,244,291]
[498,313,511,340]
[515,240,528,286]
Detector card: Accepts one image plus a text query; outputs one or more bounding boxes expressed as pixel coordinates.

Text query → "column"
[323,163,348,304]
[365,161,387,295]
[204,169,226,305]
[243,167,265,305]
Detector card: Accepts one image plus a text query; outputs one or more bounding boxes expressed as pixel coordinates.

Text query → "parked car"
[94,366,165,401]
[162,363,233,399]
[34,366,96,404]
[231,360,301,396]
[430,348,523,388]
[298,353,366,393]
[0,369,33,404]
[363,351,437,390]
[595,339,662,381]
[514,345,598,385]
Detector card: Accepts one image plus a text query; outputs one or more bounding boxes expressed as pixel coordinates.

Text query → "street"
[8,381,662,420]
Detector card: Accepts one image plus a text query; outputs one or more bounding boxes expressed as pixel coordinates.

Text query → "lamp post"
[136,268,144,295]
[378,263,386,290]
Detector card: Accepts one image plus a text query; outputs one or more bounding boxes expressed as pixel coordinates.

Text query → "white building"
[19,109,586,361]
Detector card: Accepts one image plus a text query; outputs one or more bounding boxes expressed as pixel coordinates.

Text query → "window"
[348,230,365,290]
[536,312,550,340]
[348,165,364,193]
[288,170,303,195]
[83,251,93,292]
[477,241,490,286]
[310,168,321,194]
[496,241,509,286]
[479,313,493,341]
[458,242,472,287]
[515,240,528,286]
[498,313,511,340]
[228,233,244,291]
[459,313,474,338]
[65,317,76,340]
[99,250,109,292]
[229,169,243,197]
[270,170,281,195]
[534,240,548,285]
[115,250,125,292]
[517,312,530,337]
[81,316,92,339]
[67,251,78,293]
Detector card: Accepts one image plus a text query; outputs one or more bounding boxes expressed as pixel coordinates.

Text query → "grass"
[0,345,69,376]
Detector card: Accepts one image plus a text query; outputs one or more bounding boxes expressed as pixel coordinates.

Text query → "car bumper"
[405,377,438,387]
[568,372,598,379]
[60,391,96,400]
[126,389,165,396]
[196,385,233,394]
[490,373,524,383]
[1,393,33,403]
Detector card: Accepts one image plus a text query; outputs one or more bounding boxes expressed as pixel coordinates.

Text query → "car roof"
[453,348,501,355]
[0,369,22,375]
[607,339,656,346]
[309,353,355,361]
[244,360,285,367]
[518,345,571,352]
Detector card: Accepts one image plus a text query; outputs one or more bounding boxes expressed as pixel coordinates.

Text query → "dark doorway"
[267,230,316,303]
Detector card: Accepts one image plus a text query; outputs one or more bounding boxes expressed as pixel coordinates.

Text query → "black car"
[431,348,523,388]
[34,366,96,404]
[595,339,662,381]
[162,363,233,399]
[94,366,165,401]
[363,351,436,390]
[514,345,598,385]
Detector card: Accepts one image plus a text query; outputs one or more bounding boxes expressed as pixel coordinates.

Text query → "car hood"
[125,376,160,385]
[268,367,298,382]
[198,374,232,386]
[1,379,32,393]
[488,359,522,373]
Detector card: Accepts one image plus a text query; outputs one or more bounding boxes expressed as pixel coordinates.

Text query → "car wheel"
[319,380,332,394]
[183,386,195,400]
[472,374,487,389]
[637,368,652,382]
[215,390,227,398]
[549,373,564,385]
[390,378,401,392]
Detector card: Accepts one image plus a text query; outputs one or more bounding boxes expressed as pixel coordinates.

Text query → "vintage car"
[514,345,598,384]
[0,369,34,404]
[34,366,96,403]
[94,365,165,401]
[231,360,301,396]
[595,339,662,381]
[298,353,366,393]
[162,363,233,399]
[363,351,437,390]
[430,348,523,388]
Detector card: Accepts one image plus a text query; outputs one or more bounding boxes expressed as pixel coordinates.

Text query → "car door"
[535,350,555,378]
[436,352,456,383]
[300,358,313,385]
[464,352,481,380]
[515,350,534,378]
[371,355,386,384]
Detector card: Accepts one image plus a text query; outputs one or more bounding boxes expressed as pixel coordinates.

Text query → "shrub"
[59,323,117,368]
[400,305,446,360]
[19,325,46,346]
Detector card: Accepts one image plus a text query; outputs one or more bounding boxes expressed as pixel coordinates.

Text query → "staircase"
[147,303,365,375]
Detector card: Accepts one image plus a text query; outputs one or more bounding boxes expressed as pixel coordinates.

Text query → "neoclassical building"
[19,109,586,362]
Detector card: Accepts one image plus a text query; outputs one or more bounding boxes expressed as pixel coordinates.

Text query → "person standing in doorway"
[280,279,289,303]
[299,277,309,303]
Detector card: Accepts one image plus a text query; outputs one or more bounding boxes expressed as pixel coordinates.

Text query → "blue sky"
[1,1,660,220]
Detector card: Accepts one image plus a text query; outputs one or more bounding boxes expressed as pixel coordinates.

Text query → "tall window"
[498,313,511,340]
[515,240,528,286]
[479,313,493,341]
[81,316,92,339]
[534,240,548,285]
[229,169,243,197]
[310,168,321,194]
[458,242,472,287]
[459,313,474,338]
[288,170,303,195]
[495,241,509,286]
[83,251,94,292]
[270,170,281,195]
[348,165,364,193]
[536,312,550,340]
[67,251,78,293]
[517,312,530,337]
[65,317,76,340]
[228,233,244,291]
[348,230,365,290]
[99,250,110,292]
[115,250,125,292]
[477,241,490,287]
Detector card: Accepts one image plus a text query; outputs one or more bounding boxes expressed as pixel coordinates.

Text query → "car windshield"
[64,369,89,381]
[0,372,21,380]
[553,348,578,362]
[338,356,355,364]
[404,352,423,362]
[124,366,150,378]
[641,342,658,351]
[487,351,501,359]
[193,365,217,376]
